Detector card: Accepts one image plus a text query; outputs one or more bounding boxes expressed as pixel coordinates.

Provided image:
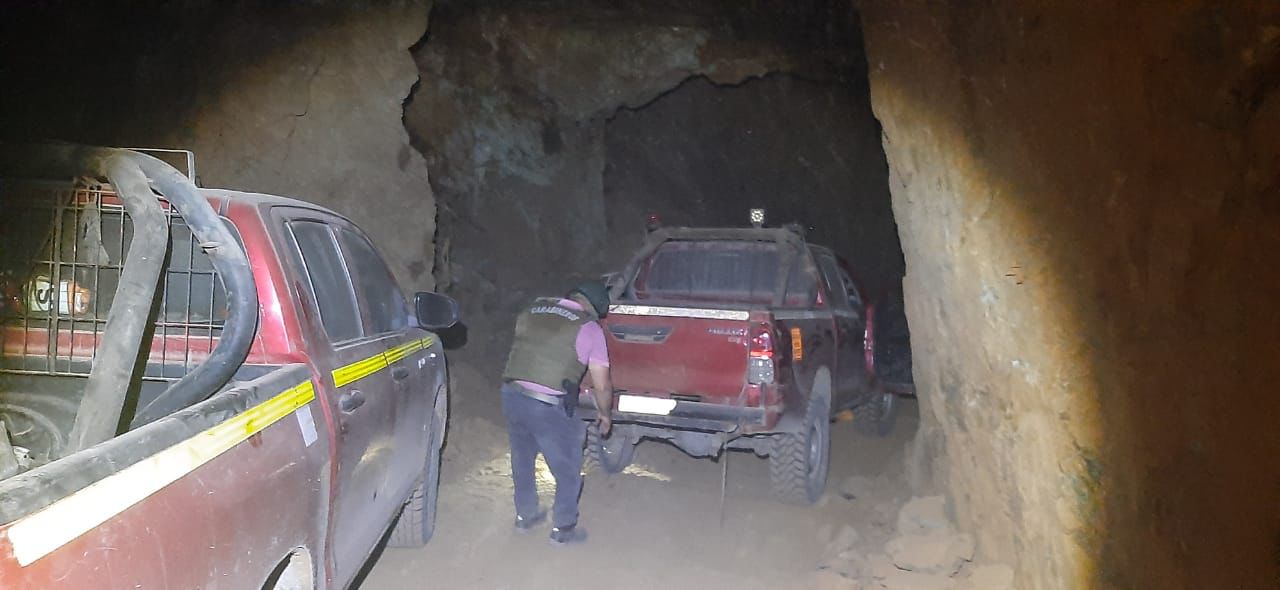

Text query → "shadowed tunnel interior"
[1,1,1278,588]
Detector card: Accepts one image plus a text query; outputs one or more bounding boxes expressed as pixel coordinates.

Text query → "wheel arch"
[775,365,833,434]
[261,546,316,590]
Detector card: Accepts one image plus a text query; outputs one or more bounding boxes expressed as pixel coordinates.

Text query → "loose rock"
[867,552,899,579]
[887,530,974,575]
[957,564,1015,590]
[897,496,950,535]
[872,502,897,527]
[809,569,861,590]
[840,475,876,500]
[826,525,862,555]
[879,569,956,590]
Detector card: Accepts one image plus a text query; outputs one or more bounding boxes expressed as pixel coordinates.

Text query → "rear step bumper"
[576,396,771,433]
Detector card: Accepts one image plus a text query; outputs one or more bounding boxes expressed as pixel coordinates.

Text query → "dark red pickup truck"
[0,147,456,588]
[583,224,896,503]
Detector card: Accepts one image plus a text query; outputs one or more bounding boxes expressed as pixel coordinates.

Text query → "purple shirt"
[517,299,609,396]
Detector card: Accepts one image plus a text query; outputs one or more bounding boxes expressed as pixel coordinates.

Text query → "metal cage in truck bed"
[1,180,231,379]
[0,178,237,463]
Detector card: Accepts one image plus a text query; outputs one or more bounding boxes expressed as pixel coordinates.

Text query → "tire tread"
[768,430,812,503]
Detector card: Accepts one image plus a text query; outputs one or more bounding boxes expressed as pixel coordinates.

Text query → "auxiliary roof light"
[749,208,766,228]
[645,212,662,233]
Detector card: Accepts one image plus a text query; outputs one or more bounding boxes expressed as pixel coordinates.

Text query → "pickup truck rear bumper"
[576,395,774,433]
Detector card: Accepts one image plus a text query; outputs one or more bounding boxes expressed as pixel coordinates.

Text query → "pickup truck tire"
[769,394,831,504]
[584,424,635,474]
[388,392,447,547]
[855,390,898,437]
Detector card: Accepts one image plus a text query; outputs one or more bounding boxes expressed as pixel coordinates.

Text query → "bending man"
[500,281,613,545]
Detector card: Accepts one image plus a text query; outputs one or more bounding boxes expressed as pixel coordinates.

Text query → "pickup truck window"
[838,268,863,310]
[816,254,849,310]
[337,228,407,335]
[287,221,362,343]
[632,240,780,304]
[783,254,818,307]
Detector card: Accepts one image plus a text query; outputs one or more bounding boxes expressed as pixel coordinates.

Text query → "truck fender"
[261,547,315,590]
[773,367,832,434]
[429,384,448,449]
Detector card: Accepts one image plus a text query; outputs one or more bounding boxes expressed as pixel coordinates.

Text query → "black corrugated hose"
[128,151,257,428]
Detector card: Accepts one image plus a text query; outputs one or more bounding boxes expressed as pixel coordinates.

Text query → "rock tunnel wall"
[408,0,803,298]
[859,2,1280,587]
[0,1,435,291]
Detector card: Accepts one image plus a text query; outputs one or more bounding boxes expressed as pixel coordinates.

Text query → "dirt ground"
[355,358,918,590]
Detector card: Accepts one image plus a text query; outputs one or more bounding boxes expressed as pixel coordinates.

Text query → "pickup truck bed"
[0,364,325,585]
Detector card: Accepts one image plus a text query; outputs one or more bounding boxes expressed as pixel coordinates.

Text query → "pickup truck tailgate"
[605,305,753,402]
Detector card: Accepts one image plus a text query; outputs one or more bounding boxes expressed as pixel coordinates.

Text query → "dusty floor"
[354,359,918,590]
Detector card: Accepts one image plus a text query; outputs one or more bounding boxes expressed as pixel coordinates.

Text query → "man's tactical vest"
[502,297,594,391]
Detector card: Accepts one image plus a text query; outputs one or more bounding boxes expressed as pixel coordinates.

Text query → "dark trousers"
[501,383,587,528]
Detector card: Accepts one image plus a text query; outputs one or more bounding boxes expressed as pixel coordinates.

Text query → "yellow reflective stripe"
[384,340,420,364]
[332,353,388,387]
[332,335,437,387]
[9,380,316,567]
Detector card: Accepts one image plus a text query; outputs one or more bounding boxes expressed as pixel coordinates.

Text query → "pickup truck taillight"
[748,322,776,385]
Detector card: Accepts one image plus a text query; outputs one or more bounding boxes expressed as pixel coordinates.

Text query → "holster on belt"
[560,379,580,418]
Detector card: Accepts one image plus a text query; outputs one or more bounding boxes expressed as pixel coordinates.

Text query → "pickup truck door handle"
[339,390,366,413]
[391,366,411,382]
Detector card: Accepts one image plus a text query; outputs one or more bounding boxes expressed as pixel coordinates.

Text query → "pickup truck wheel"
[770,394,831,504]
[389,394,446,547]
[584,424,635,474]
[855,390,898,437]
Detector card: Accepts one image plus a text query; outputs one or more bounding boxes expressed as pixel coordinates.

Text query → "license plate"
[617,395,677,415]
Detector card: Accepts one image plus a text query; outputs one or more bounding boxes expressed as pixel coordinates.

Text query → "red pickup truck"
[584,224,896,503]
[0,147,456,588]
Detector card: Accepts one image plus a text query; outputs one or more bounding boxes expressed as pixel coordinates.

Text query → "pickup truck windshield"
[631,240,783,304]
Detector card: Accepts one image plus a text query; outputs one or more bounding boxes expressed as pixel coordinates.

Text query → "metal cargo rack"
[0,179,228,382]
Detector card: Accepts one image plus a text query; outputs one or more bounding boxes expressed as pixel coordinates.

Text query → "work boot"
[548,524,587,545]
[514,509,547,533]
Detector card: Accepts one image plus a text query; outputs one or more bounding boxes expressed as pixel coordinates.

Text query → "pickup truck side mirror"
[414,292,459,330]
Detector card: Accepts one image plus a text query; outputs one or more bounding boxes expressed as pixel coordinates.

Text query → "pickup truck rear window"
[337,228,407,336]
[629,240,819,307]
[286,221,362,343]
[632,241,778,304]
